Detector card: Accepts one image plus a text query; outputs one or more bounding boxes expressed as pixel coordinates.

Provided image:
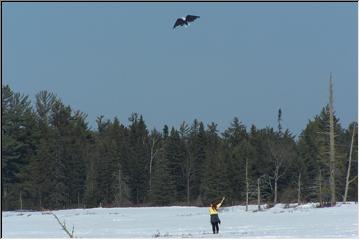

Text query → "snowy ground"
[2,202,358,238]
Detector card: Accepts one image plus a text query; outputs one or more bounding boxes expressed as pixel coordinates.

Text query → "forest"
[2,84,358,211]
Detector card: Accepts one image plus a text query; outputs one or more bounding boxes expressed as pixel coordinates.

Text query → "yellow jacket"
[208,201,223,215]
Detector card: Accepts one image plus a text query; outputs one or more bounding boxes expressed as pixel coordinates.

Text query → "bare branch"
[349,176,358,184]
[51,212,75,238]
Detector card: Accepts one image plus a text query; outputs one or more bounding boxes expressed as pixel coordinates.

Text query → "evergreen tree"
[188,120,207,203]
[297,106,346,205]
[86,117,129,207]
[2,85,38,209]
[84,132,99,207]
[166,127,187,202]
[202,142,230,204]
[2,83,357,209]
[223,117,247,148]
[222,117,250,202]
[28,91,57,209]
[148,128,162,194]
[66,111,91,208]
[150,147,176,205]
[248,127,274,202]
[316,106,345,204]
[126,113,150,204]
[297,119,322,202]
[201,123,231,204]
[49,99,73,208]
[343,122,358,201]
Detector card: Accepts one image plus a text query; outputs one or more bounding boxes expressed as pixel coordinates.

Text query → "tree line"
[2,83,358,211]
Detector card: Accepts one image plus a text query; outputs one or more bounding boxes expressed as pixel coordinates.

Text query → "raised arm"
[217,197,226,209]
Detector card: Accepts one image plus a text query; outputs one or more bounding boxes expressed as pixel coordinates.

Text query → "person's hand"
[219,220,221,225]
[222,196,225,201]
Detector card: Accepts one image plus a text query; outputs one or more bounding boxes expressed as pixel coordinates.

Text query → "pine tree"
[187,120,207,204]
[24,90,57,209]
[166,127,187,202]
[316,106,345,204]
[48,99,73,208]
[202,142,230,204]
[2,82,356,209]
[297,119,322,202]
[297,105,345,205]
[126,113,150,204]
[199,123,229,204]
[150,147,176,205]
[65,111,91,208]
[148,129,162,193]
[223,117,247,148]
[2,85,39,210]
[222,117,250,202]
[248,127,274,203]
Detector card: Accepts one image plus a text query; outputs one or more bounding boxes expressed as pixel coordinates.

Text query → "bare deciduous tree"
[149,132,161,192]
[328,76,336,206]
[268,136,296,205]
[268,109,296,205]
[343,122,357,202]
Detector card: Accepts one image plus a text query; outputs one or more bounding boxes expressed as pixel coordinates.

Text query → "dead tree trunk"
[328,76,336,206]
[319,169,323,207]
[186,159,191,205]
[118,169,123,206]
[257,178,261,211]
[20,191,23,211]
[39,190,42,210]
[149,135,160,192]
[52,212,75,238]
[344,122,357,202]
[297,173,301,205]
[245,158,249,212]
[185,143,192,206]
[274,166,279,205]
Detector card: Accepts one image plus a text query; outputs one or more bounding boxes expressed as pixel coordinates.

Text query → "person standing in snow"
[208,196,225,234]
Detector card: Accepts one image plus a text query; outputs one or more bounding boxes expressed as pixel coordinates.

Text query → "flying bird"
[173,15,200,29]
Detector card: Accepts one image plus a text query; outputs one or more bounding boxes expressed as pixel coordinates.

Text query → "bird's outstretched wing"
[185,15,200,23]
[173,18,186,29]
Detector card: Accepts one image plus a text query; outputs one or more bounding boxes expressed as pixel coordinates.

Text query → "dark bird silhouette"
[173,15,200,29]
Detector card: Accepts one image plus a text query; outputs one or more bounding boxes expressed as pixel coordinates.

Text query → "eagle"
[173,15,200,29]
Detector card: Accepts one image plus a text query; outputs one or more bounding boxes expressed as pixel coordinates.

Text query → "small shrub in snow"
[181,233,193,238]
[284,203,298,209]
[153,230,161,238]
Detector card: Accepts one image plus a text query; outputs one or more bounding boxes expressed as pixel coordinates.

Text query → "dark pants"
[211,222,219,234]
[210,214,220,234]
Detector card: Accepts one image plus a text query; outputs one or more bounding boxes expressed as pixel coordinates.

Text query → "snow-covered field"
[2,202,358,238]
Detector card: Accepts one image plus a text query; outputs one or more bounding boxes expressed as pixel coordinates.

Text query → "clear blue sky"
[3,2,357,136]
